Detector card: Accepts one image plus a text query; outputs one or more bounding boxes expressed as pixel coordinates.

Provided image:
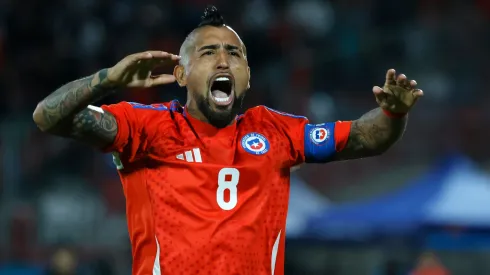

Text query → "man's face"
[177,26,250,128]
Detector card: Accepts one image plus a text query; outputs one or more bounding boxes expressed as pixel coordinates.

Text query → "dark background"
[1,0,489,274]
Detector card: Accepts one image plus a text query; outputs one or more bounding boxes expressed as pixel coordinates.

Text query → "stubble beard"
[196,91,246,128]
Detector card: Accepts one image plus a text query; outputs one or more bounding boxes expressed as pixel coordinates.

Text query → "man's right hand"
[105,51,181,88]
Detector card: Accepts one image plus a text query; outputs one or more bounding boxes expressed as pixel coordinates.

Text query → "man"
[33,6,423,275]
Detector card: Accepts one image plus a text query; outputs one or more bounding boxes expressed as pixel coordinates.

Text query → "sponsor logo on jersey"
[241,133,270,155]
[309,127,330,145]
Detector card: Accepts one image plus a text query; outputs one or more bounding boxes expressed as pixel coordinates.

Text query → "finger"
[161,53,181,63]
[169,54,181,61]
[373,86,393,109]
[149,74,176,86]
[410,80,417,89]
[385,69,396,85]
[410,89,424,105]
[146,51,181,61]
[412,89,424,98]
[122,66,140,83]
[129,52,154,63]
[403,77,410,88]
[135,55,170,75]
[373,86,387,101]
[396,74,407,87]
[144,52,180,69]
[136,65,151,80]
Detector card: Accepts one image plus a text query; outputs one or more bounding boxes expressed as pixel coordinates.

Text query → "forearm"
[33,69,114,133]
[335,108,407,160]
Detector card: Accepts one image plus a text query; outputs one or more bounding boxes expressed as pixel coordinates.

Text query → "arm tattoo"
[70,108,118,148]
[33,69,118,148]
[334,108,407,160]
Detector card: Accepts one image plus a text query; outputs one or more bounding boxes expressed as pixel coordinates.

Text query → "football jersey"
[100,100,351,275]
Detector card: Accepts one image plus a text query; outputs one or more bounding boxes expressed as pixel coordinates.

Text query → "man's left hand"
[373,69,424,114]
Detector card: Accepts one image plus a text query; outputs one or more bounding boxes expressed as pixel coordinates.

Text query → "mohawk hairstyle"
[179,5,246,70]
[198,5,226,27]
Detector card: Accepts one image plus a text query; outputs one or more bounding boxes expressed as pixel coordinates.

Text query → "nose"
[216,51,229,70]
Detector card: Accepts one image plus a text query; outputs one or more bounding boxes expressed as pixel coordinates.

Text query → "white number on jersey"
[216,168,240,210]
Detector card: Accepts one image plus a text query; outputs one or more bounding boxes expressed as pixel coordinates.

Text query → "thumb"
[149,74,176,86]
[373,86,387,101]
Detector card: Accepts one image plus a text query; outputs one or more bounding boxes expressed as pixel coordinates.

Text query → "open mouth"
[209,75,234,106]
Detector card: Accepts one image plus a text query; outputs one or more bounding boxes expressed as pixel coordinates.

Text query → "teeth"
[215,76,230,82]
[214,96,230,102]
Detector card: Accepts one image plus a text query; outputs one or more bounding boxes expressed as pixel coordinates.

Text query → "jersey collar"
[183,107,237,138]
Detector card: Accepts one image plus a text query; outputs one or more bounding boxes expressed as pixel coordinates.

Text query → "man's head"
[174,6,250,128]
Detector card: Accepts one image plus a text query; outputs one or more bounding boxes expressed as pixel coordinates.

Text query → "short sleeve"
[303,121,352,163]
[261,107,309,166]
[262,106,352,165]
[100,102,164,162]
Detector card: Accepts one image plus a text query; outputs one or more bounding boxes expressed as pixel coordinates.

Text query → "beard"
[196,91,246,128]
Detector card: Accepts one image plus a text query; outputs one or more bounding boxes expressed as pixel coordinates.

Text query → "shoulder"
[239,106,309,141]
[243,105,308,122]
[101,100,183,122]
[126,101,171,111]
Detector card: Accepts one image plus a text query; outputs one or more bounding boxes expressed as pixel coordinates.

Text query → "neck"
[185,99,237,128]
[185,99,209,123]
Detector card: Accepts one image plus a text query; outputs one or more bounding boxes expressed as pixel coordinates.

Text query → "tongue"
[211,90,228,98]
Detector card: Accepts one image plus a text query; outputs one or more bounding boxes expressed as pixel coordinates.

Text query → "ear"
[173,65,186,87]
[247,66,251,89]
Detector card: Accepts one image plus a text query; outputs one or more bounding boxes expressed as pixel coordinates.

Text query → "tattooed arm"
[32,69,118,149]
[334,108,407,160]
[33,51,180,149]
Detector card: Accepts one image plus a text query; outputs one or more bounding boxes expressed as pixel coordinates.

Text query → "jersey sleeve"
[263,107,352,166]
[100,102,164,162]
[303,121,351,163]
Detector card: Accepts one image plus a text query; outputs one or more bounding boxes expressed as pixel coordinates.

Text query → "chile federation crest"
[241,133,270,155]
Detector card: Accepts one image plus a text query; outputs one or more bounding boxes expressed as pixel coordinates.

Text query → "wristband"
[382,109,407,118]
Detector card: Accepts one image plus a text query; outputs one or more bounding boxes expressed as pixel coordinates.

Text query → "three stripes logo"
[176,148,202,163]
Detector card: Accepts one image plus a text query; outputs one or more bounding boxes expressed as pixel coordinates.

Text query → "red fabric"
[334,121,352,152]
[100,101,321,275]
[383,108,407,118]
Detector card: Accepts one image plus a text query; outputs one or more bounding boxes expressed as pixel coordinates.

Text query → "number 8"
[217,168,240,210]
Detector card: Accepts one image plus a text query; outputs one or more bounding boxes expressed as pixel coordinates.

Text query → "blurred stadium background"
[1,0,490,274]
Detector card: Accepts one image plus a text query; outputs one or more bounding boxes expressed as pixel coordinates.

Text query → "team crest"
[241,133,270,155]
[309,127,330,145]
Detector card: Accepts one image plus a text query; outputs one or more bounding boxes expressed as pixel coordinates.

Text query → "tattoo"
[335,108,407,160]
[33,69,118,148]
[70,107,118,148]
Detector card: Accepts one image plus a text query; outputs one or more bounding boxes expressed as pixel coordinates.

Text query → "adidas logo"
[176,148,202,163]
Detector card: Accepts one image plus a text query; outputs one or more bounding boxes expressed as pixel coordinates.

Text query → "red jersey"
[101,100,351,275]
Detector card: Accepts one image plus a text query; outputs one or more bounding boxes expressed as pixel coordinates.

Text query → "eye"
[202,51,214,56]
[229,52,240,57]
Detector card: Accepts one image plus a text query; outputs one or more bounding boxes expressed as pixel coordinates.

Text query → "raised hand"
[373,69,424,114]
[106,51,181,88]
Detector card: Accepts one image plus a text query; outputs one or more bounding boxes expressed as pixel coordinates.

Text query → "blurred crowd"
[0,0,489,274]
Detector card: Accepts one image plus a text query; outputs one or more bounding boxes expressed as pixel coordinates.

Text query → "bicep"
[69,105,118,149]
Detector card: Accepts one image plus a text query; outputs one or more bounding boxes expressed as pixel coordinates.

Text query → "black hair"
[179,5,246,67]
[198,5,226,27]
